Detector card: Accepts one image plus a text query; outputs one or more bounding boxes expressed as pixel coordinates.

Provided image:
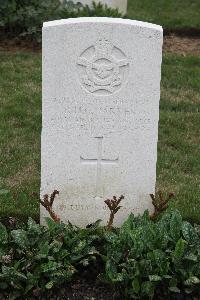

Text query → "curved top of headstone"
[43,17,162,32]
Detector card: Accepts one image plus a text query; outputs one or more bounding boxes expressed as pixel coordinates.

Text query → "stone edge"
[43,17,163,32]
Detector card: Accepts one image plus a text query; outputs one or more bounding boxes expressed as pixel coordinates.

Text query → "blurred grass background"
[127,0,200,31]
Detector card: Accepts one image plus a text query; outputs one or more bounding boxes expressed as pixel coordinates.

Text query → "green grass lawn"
[0,53,41,220]
[0,51,200,223]
[127,0,200,30]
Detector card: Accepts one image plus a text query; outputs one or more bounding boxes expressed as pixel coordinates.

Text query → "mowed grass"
[127,0,200,30]
[0,51,199,223]
[158,55,200,223]
[0,53,41,221]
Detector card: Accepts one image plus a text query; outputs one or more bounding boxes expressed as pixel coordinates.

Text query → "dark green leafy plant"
[0,191,199,298]
[0,211,199,298]
[0,0,122,43]
[0,216,103,298]
[102,210,200,299]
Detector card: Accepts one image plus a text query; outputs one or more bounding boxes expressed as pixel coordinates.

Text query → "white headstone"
[41,18,163,227]
[75,0,127,15]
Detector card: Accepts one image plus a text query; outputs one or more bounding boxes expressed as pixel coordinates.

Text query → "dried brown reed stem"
[150,191,174,220]
[40,190,60,222]
[104,195,124,230]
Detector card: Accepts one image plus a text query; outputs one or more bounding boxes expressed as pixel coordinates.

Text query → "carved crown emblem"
[77,38,129,95]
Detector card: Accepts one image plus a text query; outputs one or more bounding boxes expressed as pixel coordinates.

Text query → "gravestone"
[41,18,163,227]
[74,0,128,15]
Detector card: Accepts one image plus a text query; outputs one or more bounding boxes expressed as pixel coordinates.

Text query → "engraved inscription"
[80,137,119,198]
[48,96,154,136]
[77,38,129,95]
[48,96,153,136]
[59,203,134,212]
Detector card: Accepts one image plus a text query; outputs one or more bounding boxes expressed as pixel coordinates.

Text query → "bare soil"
[0,38,41,53]
[0,278,199,300]
[0,35,200,56]
[163,35,200,56]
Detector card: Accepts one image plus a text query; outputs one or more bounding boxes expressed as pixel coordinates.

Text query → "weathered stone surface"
[41,18,163,227]
[75,0,128,15]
